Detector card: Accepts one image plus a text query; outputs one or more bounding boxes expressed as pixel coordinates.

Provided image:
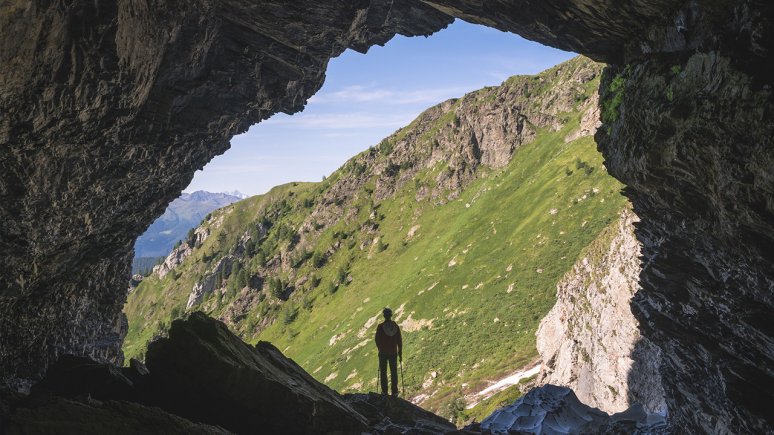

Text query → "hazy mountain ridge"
[124,56,630,419]
[133,191,246,261]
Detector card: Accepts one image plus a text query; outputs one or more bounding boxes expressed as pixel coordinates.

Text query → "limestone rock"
[536,209,666,415]
[186,255,236,309]
[153,243,193,279]
[597,48,774,433]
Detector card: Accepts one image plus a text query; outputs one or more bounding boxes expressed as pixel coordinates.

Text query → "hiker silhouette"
[374,307,402,396]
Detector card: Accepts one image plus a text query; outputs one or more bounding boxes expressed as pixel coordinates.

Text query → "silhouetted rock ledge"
[1,312,455,434]
[344,393,456,434]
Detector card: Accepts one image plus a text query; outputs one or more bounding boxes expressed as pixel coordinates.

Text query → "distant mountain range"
[133,191,247,270]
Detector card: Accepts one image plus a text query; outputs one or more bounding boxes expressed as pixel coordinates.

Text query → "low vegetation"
[123,56,628,419]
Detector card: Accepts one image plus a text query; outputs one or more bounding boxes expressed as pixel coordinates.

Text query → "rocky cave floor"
[0,313,665,434]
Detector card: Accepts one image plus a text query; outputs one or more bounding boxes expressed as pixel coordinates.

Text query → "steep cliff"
[536,209,666,415]
[597,49,774,433]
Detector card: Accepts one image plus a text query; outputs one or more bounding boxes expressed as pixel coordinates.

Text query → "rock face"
[596,33,774,435]
[2,396,232,435]
[1,0,773,432]
[343,393,456,434]
[536,209,666,415]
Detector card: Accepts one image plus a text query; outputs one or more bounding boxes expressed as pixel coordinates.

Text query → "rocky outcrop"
[478,384,667,434]
[2,395,232,435]
[153,244,193,279]
[536,209,666,415]
[141,312,368,434]
[136,190,242,259]
[1,312,462,434]
[186,255,237,309]
[1,0,773,432]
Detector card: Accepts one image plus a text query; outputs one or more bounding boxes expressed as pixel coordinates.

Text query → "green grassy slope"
[124,56,628,418]
[257,121,626,414]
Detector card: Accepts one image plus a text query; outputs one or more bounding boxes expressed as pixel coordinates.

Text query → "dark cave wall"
[1,0,772,432]
[0,0,452,385]
[598,52,774,432]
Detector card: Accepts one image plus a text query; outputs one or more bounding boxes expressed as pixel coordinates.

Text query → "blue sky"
[185,20,574,196]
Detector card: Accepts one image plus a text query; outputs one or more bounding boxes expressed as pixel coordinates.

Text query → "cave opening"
[124,19,646,423]
[1,1,772,432]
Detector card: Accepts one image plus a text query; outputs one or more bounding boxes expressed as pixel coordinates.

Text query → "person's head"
[382,307,392,320]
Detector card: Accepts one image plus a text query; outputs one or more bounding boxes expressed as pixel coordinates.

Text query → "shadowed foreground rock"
[344,393,456,434]
[2,313,459,434]
[141,312,367,434]
[479,385,667,435]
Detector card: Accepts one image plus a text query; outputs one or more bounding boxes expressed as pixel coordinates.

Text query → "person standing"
[374,307,402,396]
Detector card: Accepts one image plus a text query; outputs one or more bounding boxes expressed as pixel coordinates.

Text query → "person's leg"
[388,354,398,396]
[379,353,388,394]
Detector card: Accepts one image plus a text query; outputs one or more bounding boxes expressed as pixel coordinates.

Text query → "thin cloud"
[261,112,416,129]
[310,84,483,105]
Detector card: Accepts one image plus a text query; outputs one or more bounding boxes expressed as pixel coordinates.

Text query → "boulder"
[141,312,368,434]
[479,384,667,434]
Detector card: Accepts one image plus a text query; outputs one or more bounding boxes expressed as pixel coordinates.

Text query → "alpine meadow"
[123,56,629,420]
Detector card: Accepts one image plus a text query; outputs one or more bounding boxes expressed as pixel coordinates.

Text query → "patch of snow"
[466,364,541,409]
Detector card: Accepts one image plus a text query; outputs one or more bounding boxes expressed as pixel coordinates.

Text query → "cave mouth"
[123,19,644,422]
[2,1,772,432]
